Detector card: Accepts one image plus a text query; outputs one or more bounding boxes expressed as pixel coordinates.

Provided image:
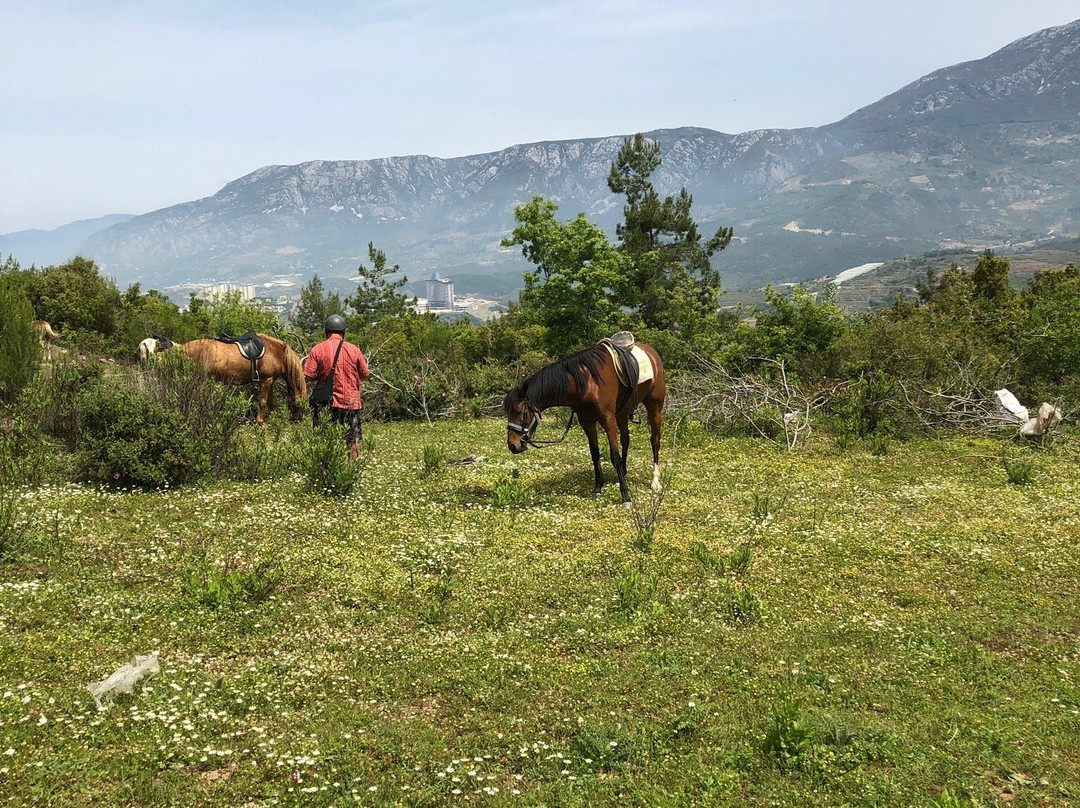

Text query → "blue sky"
[1,0,1077,234]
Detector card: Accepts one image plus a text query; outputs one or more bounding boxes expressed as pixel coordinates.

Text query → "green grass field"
[2,418,1078,807]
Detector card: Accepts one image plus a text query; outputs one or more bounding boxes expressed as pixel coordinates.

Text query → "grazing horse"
[164,334,307,424]
[137,338,160,363]
[503,341,666,503]
[33,320,61,349]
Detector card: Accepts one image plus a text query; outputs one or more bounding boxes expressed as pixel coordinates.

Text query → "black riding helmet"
[324,314,347,334]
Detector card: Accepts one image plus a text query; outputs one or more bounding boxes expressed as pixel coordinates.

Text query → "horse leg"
[602,416,631,504]
[580,418,605,496]
[646,397,663,492]
[617,410,631,468]
[257,379,272,425]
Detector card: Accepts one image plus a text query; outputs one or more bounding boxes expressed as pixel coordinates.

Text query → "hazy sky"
[2,1,1077,234]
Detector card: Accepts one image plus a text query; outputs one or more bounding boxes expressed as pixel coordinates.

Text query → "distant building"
[202,282,256,301]
[426,273,455,310]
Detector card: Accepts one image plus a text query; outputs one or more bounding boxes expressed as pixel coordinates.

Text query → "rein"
[509,406,577,448]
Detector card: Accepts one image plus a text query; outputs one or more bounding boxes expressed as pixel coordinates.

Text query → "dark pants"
[315,406,362,444]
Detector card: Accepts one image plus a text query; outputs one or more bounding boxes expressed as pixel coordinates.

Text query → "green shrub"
[490,471,534,510]
[826,370,910,441]
[761,697,813,770]
[421,444,447,477]
[229,408,297,482]
[690,541,727,575]
[76,384,209,489]
[299,423,364,497]
[613,564,661,619]
[572,721,638,769]
[728,543,753,576]
[141,351,248,471]
[722,586,763,626]
[1001,449,1035,486]
[184,557,283,609]
[419,570,455,625]
[0,275,41,405]
[20,358,104,448]
[0,483,31,562]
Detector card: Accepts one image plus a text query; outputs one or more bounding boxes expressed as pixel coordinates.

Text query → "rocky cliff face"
[78,19,1080,293]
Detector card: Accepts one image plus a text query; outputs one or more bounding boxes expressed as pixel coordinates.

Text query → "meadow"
[1,417,1078,807]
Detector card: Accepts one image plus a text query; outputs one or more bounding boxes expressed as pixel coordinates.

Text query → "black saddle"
[612,343,640,413]
[217,332,265,381]
[598,338,640,414]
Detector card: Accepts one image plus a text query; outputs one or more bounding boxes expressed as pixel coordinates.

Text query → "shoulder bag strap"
[328,338,345,373]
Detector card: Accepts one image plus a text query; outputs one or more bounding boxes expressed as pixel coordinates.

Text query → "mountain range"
[3,18,1078,300]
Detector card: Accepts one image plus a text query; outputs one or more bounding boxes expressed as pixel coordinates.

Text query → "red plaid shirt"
[303,335,370,410]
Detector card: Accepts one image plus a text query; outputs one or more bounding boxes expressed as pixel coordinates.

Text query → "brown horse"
[33,320,61,348]
[503,342,666,503]
[169,334,307,424]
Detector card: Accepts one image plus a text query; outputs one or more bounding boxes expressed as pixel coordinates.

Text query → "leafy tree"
[116,284,187,356]
[0,262,41,404]
[502,196,631,354]
[737,285,847,379]
[1017,262,1080,397]
[26,256,124,350]
[347,242,416,331]
[971,249,1016,309]
[198,290,280,337]
[292,274,344,335]
[607,134,733,334]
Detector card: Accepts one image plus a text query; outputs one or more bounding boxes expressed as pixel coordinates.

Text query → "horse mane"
[507,343,610,410]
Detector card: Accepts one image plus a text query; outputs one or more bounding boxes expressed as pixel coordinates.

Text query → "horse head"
[503,383,539,454]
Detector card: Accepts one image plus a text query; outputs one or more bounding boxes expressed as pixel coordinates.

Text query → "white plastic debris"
[993,389,1029,423]
[87,653,160,710]
[1020,402,1063,437]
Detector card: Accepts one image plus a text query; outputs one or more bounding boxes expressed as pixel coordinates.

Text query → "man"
[303,314,371,460]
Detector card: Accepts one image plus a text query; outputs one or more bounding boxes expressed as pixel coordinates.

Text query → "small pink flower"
[413,375,420,381]
[113,473,121,480]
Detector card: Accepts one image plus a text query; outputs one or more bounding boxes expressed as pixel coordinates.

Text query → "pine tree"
[347,242,415,329]
[293,274,344,335]
[607,134,733,333]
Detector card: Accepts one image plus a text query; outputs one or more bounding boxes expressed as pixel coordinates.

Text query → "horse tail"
[34,320,61,341]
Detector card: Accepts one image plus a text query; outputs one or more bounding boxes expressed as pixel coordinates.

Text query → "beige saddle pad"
[601,342,654,387]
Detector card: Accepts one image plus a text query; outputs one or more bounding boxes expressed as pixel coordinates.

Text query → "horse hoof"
[622,500,633,509]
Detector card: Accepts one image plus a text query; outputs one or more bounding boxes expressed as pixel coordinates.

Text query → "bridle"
[507,402,575,448]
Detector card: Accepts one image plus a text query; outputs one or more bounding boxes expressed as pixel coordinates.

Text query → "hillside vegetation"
[2,418,1078,807]
[2,130,1079,807]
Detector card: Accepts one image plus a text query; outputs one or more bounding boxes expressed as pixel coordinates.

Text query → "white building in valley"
[202,282,256,301]
[425,273,455,311]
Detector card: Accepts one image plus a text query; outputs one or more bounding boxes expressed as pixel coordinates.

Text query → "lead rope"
[524,410,577,448]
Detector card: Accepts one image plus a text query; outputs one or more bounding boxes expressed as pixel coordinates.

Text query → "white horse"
[138,337,178,363]
[137,338,158,363]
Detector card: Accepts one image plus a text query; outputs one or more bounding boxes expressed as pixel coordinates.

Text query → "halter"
[507,403,576,448]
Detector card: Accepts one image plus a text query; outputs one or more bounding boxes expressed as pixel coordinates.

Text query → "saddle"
[217,332,265,381]
[598,332,651,414]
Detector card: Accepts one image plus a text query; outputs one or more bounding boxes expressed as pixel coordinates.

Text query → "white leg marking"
[651,463,661,492]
